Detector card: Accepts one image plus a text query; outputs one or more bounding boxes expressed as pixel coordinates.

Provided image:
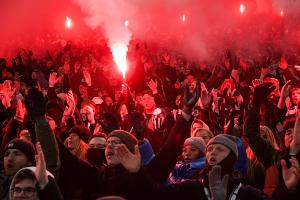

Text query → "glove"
[25,87,46,120]
[252,82,276,107]
[131,111,146,141]
[209,165,229,200]
[183,82,200,115]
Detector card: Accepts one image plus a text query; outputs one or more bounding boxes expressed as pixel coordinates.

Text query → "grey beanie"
[206,134,238,157]
[184,137,206,154]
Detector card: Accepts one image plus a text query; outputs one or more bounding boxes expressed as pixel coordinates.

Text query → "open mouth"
[209,157,217,164]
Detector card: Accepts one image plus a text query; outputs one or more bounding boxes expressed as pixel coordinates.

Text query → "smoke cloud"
[0,0,300,63]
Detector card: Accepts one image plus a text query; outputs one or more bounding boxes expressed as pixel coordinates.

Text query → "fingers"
[134,145,140,156]
[221,174,229,188]
[209,165,222,181]
[281,159,288,171]
[284,80,292,87]
[115,144,131,159]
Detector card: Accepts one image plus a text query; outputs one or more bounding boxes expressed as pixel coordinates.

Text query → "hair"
[246,125,279,165]
[89,132,107,142]
[282,116,296,133]
[64,137,89,161]
[142,89,154,97]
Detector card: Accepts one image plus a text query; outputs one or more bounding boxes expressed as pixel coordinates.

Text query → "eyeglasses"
[105,140,123,147]
[11,187,37,197]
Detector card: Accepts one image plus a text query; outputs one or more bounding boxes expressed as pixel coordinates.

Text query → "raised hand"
[209,165,229,200]
[280,80,292,99]
[63,90,76,117]
[199,82,211,109]
[49,72,60,88]
[14,99,26,122]
[251,79,263,88]
[24,87,46,120]
[148,79,158,94]
[183,82,200,115]
[281,157,300,191]
[115,144,141,173]
[83,69,92,86]
[131,111,146,141]
[35,142,49,189]
[252,82,276,107]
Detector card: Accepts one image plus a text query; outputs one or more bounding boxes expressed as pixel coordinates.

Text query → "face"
[284,128,293,148]
[119,104,128,116]
[66,133,80,150]
[142,94,156,112]
[89,137,106,149]
[105,136,123,166]
[80,106,95,123]
[194,130,212,144]
[206,144,230,166]
[182,145,201,162]
[186,75,196,92]
[104,96,113,107]
[291,88,300,105]
[12,179,38,200]
[135,95,143,106]
[4,149,30,176]
[175,94,182,106]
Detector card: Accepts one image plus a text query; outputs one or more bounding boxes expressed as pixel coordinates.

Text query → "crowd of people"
[0,28,300,200]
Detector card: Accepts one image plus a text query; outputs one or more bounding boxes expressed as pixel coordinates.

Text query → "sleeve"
[38,176,64,200]
[146,116,192,183]
[35,116,60,178]
[56,138,101,194]
[243,105,278,168]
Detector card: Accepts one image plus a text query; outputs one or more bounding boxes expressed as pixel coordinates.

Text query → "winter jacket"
[9,167,63,200]
[57,116,192,199]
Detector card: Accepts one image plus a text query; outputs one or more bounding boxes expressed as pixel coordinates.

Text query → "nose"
[6,153,14,161]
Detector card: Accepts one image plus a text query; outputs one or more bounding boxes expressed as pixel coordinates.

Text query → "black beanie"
[4,139,36,165]
[68,125,91,143]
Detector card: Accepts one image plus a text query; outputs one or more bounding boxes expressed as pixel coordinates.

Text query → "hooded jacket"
[9,167,63,200]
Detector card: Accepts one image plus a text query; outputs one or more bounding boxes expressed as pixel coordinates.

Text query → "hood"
[9,167,54,200]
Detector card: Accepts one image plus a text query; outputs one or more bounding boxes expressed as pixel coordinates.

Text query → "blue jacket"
[167,157,206,184]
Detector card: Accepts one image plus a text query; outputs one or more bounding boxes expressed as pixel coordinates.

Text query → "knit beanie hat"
[4,139,36,165]
[184,137,206,154]
[108,130,138,153]
[206,134,238,157]
[68,125,91,143]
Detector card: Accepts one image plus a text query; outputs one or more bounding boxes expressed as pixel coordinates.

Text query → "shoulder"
[237,185,270,200]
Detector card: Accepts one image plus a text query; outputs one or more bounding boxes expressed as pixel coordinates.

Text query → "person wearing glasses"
[9,142,63,200]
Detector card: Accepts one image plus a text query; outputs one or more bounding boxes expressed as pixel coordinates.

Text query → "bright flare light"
[280,10,284,16]
[182,15,186,22]
[65,16,73,29]
[111,43,128,79]
[124,20,129,27]
[240,4,245,14]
